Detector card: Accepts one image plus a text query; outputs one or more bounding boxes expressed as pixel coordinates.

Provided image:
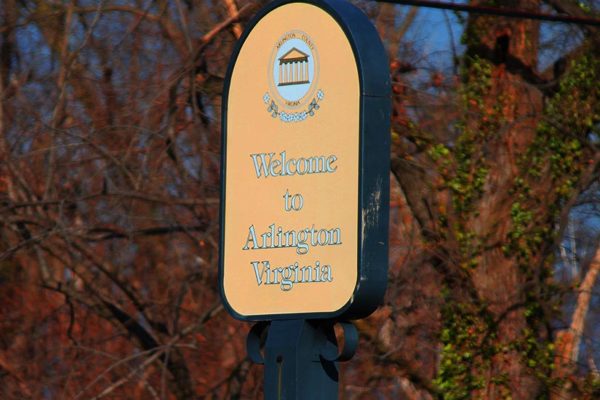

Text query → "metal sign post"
[247,319,358,399]
[220,0,390,397]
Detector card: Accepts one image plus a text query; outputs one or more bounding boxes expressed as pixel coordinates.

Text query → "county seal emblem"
[263,30,324,123]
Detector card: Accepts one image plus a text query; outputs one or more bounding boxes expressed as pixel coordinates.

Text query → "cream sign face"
[220,0,391,320]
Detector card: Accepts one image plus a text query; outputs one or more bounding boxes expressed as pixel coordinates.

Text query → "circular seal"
[268,30,319,109]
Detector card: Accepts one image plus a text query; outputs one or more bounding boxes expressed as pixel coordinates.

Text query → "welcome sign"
[220,0,391,320]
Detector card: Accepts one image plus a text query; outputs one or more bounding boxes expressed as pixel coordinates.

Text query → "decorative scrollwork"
[262,90,324,123]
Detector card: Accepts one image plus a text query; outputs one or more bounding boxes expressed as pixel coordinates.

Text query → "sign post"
[220,0,391,396]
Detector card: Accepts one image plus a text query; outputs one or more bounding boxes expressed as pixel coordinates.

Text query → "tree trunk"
[446,1,546,397]
[553,244,600,398]
[473,4,543,396]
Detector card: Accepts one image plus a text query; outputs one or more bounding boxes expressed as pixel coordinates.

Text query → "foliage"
[1,0,600,399]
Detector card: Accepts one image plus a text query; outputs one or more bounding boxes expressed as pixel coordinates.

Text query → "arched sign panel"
[220,0,390,321]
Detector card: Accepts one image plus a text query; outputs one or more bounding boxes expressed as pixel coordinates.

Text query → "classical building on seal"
[263,30,324,123]
[278,47,310,86]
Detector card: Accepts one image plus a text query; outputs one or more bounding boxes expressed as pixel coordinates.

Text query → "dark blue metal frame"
[219,0,391,321]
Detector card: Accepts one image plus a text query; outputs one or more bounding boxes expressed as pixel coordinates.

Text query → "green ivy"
[433,49,600,399]
[434,299,491,399]
[432,55,507,396]
[502,54,600,394]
